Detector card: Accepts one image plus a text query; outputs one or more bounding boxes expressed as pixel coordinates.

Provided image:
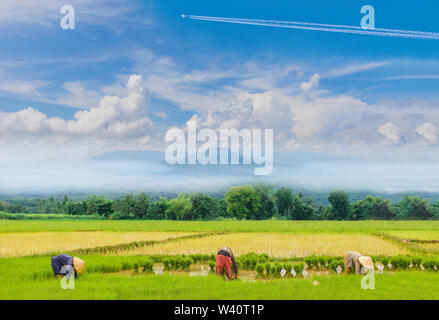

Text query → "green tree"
[62,195,69,211]
[351,197,373,220]
[134,192,151,219]
[313,205,330,220]
[166,195,193,220]
[225,185,260,220]
[394,196,433,220]
[352,196,394,220]
[113,194,136,218]
[36,198,47,213]
[290,193,315,220]
[190,193,219,220]
[98,200,114,217]
[274,187,294,217]
[253,184,275,219]
[218,198,228,217]
[149,198,169,219]
[0,201,27,213]
[327,191,351,220]
[65,201,86,215]
[83,196,114,216]
[48,197,57,213]
[56,201,63,213]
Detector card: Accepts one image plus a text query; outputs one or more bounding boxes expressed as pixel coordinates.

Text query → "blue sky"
[1,0,439,193]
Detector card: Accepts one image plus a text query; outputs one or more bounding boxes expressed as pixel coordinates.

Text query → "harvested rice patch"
[0,231,194,257]
[117,233,409,257]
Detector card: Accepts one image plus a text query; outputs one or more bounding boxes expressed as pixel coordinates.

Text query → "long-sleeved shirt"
[51,254,77,278]
[217,247,238,275]
[344,251,362,274]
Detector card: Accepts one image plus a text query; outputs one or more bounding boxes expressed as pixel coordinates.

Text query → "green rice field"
[2,220,439,300]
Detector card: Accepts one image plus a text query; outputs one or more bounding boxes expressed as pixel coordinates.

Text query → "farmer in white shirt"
[344,251,374,274]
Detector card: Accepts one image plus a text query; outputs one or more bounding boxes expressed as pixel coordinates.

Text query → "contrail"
[181,15,439,40]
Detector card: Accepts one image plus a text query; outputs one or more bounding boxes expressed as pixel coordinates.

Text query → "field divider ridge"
[68,231,231,256]
[373,232,439,255]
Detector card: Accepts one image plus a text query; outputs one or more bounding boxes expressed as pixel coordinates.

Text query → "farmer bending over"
[51,254,85,279]
[344,251,374,274]
[215,246,238,280]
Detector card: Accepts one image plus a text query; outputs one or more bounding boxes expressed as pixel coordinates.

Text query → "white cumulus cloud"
[416,122,438,144]
[378,122,402,144]
[300,73,321,92]
[0,75,154,156]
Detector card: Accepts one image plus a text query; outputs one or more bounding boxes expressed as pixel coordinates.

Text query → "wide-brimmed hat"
[358,256,374,270]
[73,256,86,274]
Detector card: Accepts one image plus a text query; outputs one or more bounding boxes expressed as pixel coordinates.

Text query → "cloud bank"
[2,53,439,160]
[0,75,153,157]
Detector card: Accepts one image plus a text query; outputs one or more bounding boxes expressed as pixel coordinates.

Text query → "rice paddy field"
[0,231,194,257]
[2,220,439,300]
[119,233,408,257]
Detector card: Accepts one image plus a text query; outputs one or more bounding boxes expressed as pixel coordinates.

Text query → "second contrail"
[181,14,439,40]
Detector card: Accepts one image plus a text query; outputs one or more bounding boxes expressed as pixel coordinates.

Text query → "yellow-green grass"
[3,220,439,234]
[387,231,439,241]
[417,243,439,252]
[1,256,438,300]
[3,271,439,300]
[116,233,409,257]
[0,231,193,257]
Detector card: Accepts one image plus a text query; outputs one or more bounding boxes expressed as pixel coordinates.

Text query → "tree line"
[3,185,439,220]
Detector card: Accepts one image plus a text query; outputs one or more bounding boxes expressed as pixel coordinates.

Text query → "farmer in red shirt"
[215,246,238,280]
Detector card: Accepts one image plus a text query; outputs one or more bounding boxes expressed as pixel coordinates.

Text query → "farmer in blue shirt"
[51,254,85,278]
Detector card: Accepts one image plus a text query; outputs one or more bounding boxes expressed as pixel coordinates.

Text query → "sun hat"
[358,256,374,270]
[73,256,86,274]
